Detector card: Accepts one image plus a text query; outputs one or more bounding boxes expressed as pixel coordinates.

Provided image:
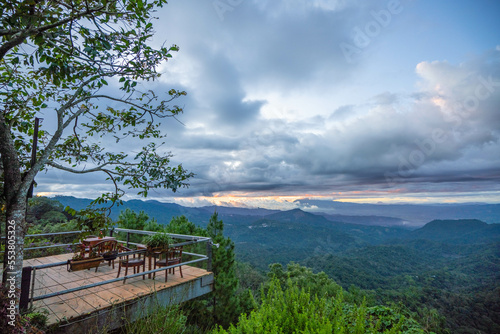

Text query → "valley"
[54,196,500,333]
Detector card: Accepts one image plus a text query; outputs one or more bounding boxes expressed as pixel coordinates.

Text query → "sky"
[36,0,500,210]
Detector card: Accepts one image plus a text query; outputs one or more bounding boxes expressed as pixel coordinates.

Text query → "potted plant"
[100,241,119,262]
[66,208,112,271]
[67,247,103,272]
[143,232,173,253]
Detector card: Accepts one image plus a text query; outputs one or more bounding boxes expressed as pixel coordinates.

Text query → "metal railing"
[0,230,83,255]
[16,228,213,310]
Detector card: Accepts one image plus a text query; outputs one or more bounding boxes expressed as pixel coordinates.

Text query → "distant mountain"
[264,208,336,226]
[50,196,499,272]
[227,210,358,267]
[408,219,500,244]
[319,213,416,229]
[222,208,416,267]
[295,199,500,225]
[199,205,280,217]
[54,196,96,211]
[54,196,211,226]
[54,196,500,227]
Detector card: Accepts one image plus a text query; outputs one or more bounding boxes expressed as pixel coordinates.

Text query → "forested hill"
[38,197,500,332]
[54,196,211,225]
[295,199,500,225]
[408,219,500,243]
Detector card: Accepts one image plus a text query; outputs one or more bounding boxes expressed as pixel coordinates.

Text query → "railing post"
[206,241,213,272]
[109,228,114,238]
[20,266,32,311]
[126,232,130,247]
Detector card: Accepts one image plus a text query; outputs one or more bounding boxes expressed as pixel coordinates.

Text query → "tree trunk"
[0,113,29,314]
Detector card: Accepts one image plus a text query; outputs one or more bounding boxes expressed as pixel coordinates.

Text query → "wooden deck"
[23,253,213,333]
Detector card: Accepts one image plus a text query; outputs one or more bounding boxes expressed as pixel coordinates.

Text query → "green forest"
[2,197,499,334]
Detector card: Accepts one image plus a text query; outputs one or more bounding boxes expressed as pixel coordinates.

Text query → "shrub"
[213,278,425,334]
[123,302,187,333]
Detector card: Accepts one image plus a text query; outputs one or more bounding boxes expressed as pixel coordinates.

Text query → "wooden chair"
[91,240,118,270]
[117,245,145,283]
[153,246,183,282]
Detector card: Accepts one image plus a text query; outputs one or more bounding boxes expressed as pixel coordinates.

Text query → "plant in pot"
[143,232,173,253]
[66,208,112,271]
[101,246,118,261]
[100,240,119,264]
[68,246,103,271]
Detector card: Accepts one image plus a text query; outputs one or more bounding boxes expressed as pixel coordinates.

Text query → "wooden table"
[83,236,116,247]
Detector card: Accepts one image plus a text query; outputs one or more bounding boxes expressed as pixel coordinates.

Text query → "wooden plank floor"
[23,253,210,326]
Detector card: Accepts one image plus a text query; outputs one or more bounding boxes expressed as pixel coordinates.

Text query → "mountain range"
[53,196,500,228]
[294,199,500,225]
[53,196,500,265]
[49,196,499,333]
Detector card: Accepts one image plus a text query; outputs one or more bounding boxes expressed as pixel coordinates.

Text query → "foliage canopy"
[0,0,193,308]
[0,0,193,206]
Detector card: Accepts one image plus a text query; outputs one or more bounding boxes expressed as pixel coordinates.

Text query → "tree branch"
[46,161,109,174]
[0,4,118,62]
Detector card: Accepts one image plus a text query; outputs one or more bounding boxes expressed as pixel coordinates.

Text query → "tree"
[165,215,206,237]
[26,197,64,223]
[214,278,425,334]
[207,211,241,328]
[267,262,343,300]
[117,208,161,242]
[117,208,150,230]
[162,213,245,330]
[0,0,193,311]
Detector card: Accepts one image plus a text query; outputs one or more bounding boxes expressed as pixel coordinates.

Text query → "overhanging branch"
[0,4,108,61]
[47,161,109,174]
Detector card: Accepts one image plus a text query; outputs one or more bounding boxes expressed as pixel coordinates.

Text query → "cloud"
[173,48,500,198]
[32,1,500,206]
[39,48,500,202]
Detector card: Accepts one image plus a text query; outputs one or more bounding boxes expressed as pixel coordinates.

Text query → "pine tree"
[163,213,245,330]
[207,211,242,328]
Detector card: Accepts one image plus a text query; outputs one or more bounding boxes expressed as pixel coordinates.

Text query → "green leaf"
[102,40,112,50]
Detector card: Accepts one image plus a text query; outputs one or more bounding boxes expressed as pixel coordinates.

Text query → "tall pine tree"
[207,211,241,328]
[164,212,253,330]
